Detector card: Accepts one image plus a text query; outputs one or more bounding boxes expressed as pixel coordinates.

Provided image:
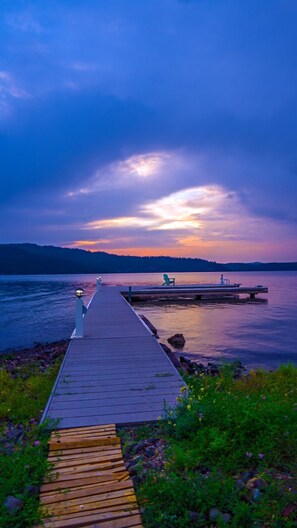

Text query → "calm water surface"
[0,272,296,369]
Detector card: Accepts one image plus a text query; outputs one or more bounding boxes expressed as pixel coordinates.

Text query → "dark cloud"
[0,0,296,258]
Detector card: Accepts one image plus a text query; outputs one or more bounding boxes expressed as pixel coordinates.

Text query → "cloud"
[65,151,172,197]
[0,0,296,260]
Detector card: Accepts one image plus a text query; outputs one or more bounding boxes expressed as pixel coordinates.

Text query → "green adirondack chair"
[162,273,175,286]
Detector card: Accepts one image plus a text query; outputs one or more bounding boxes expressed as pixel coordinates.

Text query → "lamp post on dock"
[75,288,85,337]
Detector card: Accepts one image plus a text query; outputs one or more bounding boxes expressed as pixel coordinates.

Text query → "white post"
[96,276,102,291]
[75,296,84,337]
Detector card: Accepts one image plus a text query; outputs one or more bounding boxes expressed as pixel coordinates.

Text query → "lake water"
[0,272,296,369]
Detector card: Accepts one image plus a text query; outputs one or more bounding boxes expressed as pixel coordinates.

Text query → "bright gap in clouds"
[84,185,235,232]
[68,180,297,261]
[65,152,170,197]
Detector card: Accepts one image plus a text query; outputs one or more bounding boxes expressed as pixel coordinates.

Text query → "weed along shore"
[1,336,297,527]
[120,363,297,527]
[0,340,68,528]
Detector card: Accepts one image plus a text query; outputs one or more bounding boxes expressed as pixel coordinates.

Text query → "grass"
[135,365,297,527]
[0,360,62,528]
[1,355,296,527]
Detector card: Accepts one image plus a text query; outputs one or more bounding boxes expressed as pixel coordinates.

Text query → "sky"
[0,0,296,263]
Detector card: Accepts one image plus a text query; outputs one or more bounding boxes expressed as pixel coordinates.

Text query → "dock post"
[75,289,84,337]
[128,286,132,303]
[96,276,102,291]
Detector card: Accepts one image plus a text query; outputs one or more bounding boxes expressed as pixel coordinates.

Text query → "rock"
[127,465,138,476]
[246,477,267,490]
[123,441,136,454]
[209,508,220,522]
[252,489,262,501]
[24,485,39,497]
[235,479,245,490]
[160,343,172,354]
[241,471,252,483]
[179,356,191,366]
[221,513,232,523]
[166,351,182,369]
[126,460,138,469]
[139,315,159,338]
[132,441,146,454]
[131,475,140,488]
[126,460,139,476]
[148,460,162,470]
[3,495,24,514]
[188,510,200,522]
[179,356,194,373]
[145,447,155,458]
[146,437,158,445]
[253,478,267,490]
[168,334,186,348]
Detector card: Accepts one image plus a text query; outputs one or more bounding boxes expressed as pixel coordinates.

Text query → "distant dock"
[122,284,268,302]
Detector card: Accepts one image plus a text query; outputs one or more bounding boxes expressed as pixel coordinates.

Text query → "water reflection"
[0,271,296,370]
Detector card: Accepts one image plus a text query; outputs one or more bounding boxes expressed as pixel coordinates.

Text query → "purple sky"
[0,0,296,262]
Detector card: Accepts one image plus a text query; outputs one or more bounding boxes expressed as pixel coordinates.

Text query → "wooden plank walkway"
[38,425,143,528]
[42,286,186,428]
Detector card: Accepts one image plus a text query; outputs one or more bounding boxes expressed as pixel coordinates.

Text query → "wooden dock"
[39,424,143,528]
[122,284,268,301]
[42,286,186,429]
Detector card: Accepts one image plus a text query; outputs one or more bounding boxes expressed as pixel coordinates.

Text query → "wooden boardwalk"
[42,286,186,428]
[39,424,143,528]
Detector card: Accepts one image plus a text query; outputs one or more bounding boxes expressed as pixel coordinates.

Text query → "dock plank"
[40,426,143,528]
[42,286,185,428]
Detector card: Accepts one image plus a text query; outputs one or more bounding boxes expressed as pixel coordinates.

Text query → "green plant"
[135,365,297,527]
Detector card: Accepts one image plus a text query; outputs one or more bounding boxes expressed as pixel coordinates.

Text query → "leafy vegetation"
[0,360,61,528]
[135,365,297,527]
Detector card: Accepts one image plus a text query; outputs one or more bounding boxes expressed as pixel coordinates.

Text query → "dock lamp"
[75,288,85,337]
[96,276,102,290]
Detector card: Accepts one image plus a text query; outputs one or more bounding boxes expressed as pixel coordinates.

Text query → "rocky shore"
[0,340,68,378]
[0,340,68,456]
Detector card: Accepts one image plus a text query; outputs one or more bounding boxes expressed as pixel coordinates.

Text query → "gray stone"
[189,510,200,522]
[24,485,40,497]
[253,489,262,501]
[3,495,24,514]
[246,477,267,490]
[235,479,245,490]
[160,343,172,354]
[241,471,252,483]
[131,475,140,488]
[132,441,146,454]
[209,508,220,522]
[126,463,138,476]
[168,334,186,348]
[253,478,267,490]
[145,447,155,458]
[139,315,159,338]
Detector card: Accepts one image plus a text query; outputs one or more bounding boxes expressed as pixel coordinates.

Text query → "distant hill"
[0,243,296,274]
